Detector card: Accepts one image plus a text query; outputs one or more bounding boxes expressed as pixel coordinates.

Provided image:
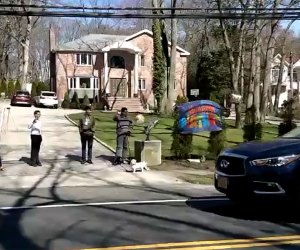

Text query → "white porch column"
[104,52,109,93]
[134,52,139,95]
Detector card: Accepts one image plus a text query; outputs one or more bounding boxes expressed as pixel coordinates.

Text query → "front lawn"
[68,111,279,158]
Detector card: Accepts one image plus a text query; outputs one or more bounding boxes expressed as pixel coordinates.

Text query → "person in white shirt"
[28,110,42,167]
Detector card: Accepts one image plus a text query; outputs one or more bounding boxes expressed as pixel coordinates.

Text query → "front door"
[110,78,127,97]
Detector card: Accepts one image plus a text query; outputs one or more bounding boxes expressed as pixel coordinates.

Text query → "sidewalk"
[0,104,209,190]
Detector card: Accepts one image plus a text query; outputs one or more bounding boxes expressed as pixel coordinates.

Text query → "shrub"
[243,123,263,141]
[170,95,193,159]
[81,94,90,109]
[278,99,297,136]
[61,92,70,109]
[70,92,80,109]
[91,97,105,110]
[207,121,227,160]
[243,105,262,141]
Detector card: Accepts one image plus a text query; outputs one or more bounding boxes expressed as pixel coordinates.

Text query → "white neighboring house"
[271,54,300,107]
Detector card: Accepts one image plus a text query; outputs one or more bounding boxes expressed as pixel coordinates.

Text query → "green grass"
[180,174,214,185]
[68,111,279,157]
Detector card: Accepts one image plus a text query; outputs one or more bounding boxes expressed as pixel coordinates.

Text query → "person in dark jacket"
[79,106,95,164]
[113,107,133,165]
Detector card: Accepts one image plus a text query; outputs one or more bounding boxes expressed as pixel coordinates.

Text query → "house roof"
[55,29,190,56]
[273,53,300,67]
[57,34,128,52]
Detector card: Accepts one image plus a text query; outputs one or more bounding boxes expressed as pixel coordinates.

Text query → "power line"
[1,3,300,12]
[0,10,299,20]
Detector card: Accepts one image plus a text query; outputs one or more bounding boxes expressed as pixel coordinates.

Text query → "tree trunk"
[217,0,246,128]
[274,20,295,113]
[21,15,32,89]
[253,33,261,122]
[164,0,178,114]
[260,0,280,123]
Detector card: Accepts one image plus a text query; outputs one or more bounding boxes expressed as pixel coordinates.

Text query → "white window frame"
[67,77,77,89]
[76,54,92,66]
[138,78,146,90]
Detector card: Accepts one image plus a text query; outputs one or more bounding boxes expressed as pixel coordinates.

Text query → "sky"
[282,20,300,36]
[62,0,300,36]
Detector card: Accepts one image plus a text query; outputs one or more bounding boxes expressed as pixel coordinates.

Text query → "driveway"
[0,104,184,189]
[0,105,114,170]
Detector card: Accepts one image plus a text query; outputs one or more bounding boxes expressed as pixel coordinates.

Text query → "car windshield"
[282,127,300,138]
[42,92,55,97]
[16,91,30,96]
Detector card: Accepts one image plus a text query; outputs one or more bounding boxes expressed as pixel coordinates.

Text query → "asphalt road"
[0,185,299,250]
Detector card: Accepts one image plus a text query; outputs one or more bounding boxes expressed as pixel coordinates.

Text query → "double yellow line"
[82,234,300,250]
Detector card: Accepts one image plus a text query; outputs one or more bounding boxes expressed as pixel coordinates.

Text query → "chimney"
[49,25,57,52]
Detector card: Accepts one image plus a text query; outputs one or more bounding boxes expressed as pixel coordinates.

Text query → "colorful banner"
[177,100,223,134]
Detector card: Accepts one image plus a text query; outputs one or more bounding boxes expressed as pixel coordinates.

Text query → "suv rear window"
[16,91,30,96]
[41,92,56,97]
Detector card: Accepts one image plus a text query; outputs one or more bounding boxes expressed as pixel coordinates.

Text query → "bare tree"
[273,20,296,113]
[216,0,249,128]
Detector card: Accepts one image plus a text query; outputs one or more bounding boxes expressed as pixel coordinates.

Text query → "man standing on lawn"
[79,106,95,164]
[113,107,133,165]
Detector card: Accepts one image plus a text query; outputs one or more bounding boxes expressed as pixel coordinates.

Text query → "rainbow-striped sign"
[177,100,223,134]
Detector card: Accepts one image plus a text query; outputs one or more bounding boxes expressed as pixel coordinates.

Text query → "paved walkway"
[0,104,184,189]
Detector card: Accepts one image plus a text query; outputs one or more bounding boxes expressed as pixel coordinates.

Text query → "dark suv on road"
[215,127,300,203]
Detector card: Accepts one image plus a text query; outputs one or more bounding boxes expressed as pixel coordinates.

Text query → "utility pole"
[290,51,294,99]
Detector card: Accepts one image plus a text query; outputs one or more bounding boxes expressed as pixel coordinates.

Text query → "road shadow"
[19,156,31,166]
[65,154,81,162]
[186,197,300,223]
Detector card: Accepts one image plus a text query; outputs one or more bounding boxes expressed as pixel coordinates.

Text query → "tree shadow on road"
[186,197,300,223]
[0,156,299,249]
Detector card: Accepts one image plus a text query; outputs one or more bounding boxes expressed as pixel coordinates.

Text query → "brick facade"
[50,30,188,109]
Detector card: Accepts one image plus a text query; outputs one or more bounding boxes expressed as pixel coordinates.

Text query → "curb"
[64,114,116,153]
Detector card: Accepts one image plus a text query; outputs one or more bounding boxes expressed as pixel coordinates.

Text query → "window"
[68,78,76,89]
[288,70,298,82]
[110,56,125,68]
[174,78,177,89]
[140,55,145,66]
[76,54,92,65]
[79,78,91,88]
[271,67,280,83]
[139,79,146,90]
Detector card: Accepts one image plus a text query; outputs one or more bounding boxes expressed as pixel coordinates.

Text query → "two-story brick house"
[49,28,190,111]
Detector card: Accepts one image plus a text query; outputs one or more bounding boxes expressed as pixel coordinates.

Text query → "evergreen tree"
[152,19,166,113]
[15,80,21,91]
[207,121,227,160]
[81,94,90,109]
[0,81,7,96]
[36,82,42,96]
[31,82,37,97]
[70,91,80,109]
[171,95,193,159]
[61,92,70,109]
[7,80,15,97]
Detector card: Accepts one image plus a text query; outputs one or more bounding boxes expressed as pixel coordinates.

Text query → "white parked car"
[34,91,59,108]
